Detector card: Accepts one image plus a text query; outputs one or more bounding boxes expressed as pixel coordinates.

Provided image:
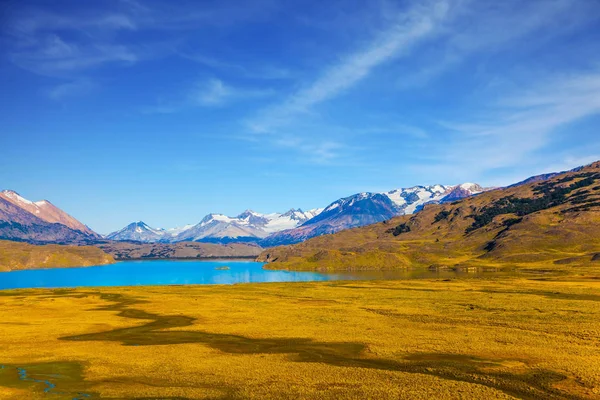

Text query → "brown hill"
[0,190,97,236]
[0,240,114,271]
[95,241,263,260]
[258,161,600,271]
[0,197,97,244]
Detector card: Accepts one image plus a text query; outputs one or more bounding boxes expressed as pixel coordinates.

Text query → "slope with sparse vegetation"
[0,241,114,271]
[258,161,600,271]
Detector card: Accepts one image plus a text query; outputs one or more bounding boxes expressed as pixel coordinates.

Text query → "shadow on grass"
[54,291,583,400]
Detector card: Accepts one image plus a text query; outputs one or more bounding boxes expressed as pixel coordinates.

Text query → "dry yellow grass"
[0,240,114,272]
[1,276,599,399]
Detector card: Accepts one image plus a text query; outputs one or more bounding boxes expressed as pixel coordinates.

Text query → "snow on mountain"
[166,224,195,236]
[1,190,35,206]
[262,183,488,246]
[0,190,98,236]
[384,185,450,214]
[106,221,168,242]
[174,212,268,243]
[105,183,486,246]
[263,208,323,233]
[261,193,399,247]
[0,195,98,244]
[174,209,323,243]
[108,208,323,244]
[439,183,485,203]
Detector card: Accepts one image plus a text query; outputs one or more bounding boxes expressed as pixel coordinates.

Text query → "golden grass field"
[1,273,599,399]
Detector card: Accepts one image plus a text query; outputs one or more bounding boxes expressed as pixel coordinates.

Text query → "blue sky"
[1,0,600,234]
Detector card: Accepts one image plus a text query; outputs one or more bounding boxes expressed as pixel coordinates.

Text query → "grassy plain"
[1,275,599,399]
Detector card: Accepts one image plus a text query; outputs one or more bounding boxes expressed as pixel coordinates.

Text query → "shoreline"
[112,255,259,261]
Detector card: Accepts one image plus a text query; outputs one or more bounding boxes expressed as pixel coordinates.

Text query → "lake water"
[0,260,520,290]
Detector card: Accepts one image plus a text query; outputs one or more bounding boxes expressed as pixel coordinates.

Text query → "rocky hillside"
[0,190,97,236]
[0,196,98,244]
[258,161,600,271]
[0,240,114,271]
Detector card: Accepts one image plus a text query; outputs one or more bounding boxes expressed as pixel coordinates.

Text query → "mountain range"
[262,183,485,246]
[106,183,485,246]
[258,161,600,271]
[0,182,486,246]
[105,209,323,244]
[0,178,535,248]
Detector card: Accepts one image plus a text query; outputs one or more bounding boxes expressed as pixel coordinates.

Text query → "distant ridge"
[508,166,584,188]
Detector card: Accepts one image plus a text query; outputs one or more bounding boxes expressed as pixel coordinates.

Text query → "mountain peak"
[106,221,166,241]
[237,209,258,219]
[0,190,98,237]
[1,190,34,205]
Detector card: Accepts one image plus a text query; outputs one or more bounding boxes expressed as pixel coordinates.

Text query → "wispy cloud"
[178,52,292,80]
[421,71,600,179]
[272,135,347,165]
[395,0,600,88]
[249,0,451,133]
[3,0,280,77]
[241,0,600,170]
[47,79,95,100]
[189,78,275,107]
[142,78,275,113]
[191,79,231,106]
[240,0,452,164]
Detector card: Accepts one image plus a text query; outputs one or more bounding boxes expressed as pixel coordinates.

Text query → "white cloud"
[243,0,452,162]
[423,71,600,177]
[3,0,279,77]
[190,79,274,107]
[249,0,451,133]
[192,79,231,106]
[141,78,275,112]
[178,52,292,80]
[273,136,346,165]
[47,79,95,100]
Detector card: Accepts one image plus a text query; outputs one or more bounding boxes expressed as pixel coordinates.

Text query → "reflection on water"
[0,260,522,290]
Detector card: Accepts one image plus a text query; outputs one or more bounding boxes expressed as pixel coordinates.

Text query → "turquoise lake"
[0,260,523,290]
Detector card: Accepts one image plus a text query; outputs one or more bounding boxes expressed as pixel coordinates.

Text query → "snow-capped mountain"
[262,183,487,246]
[106,221,169,242]
[174,212,269,243]
[261,193,399,247]
[0,190,99,243]
[174,209,322,243]
[105,184,485,245]
[108,209,323,244]
[385,184,450,213]
[439,183,485,202]
[166,224,195,236]
[0,190,98,236]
